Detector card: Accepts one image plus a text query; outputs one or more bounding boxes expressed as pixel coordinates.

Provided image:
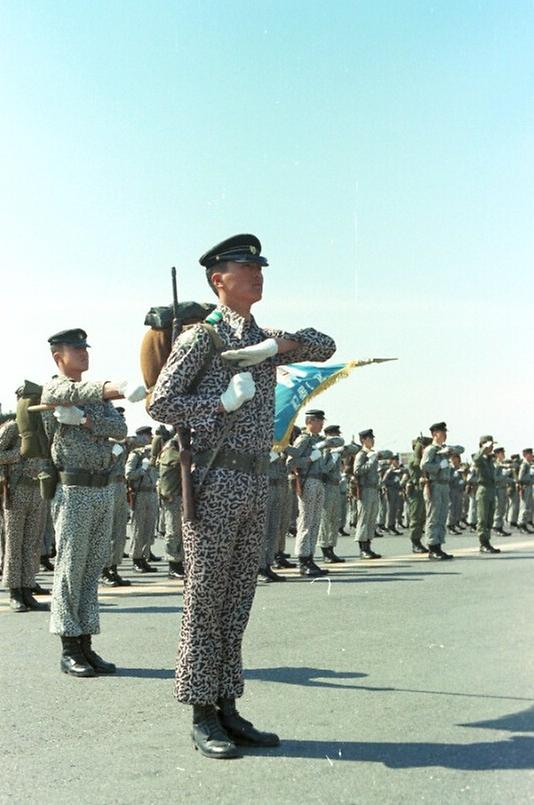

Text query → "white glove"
[482,440,493,449]
[439,459,449,469]
[141,457,151,470]
[310,448,321,462]
[269,450,278,462]
[221,338,278,368]
[331,452,340,464]
[111,443,124,457]
[220,372,256,412]
[116,380,147,403]
[314,440,327,450]
[54,405,85,426]
[438,447,450,455]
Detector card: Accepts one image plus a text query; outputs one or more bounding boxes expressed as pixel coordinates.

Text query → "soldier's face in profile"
[362,436,374,449]
[54,345,89,377]
[306,417,323,434]
[434,430,447,445]
[213,261,264,306]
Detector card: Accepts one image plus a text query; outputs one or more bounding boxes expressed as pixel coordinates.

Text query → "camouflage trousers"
[476,487,496,544]
[507,491,519,526]
[130,489,158,560]
[317,482,341,548]
[518,486,533,526]
[176,467,267,705]
[407,490,425,544]
[2,481,46,589]
[277,479,295,554]
[492,487,508,529]
[108,481,129,567]
[424,483,449,546]
[295,478,325,557]
[448,488,463,527]
[263,479,288,566]
[355,487,379,543]
[161,497,183,562]
[50,484,113,636]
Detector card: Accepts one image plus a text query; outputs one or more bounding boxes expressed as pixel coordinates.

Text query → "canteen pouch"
[38,466,58,501]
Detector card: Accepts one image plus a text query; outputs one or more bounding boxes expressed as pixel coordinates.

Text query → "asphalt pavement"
[1,529,533,804]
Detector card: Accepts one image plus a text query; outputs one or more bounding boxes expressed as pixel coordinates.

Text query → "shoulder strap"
[187,323,226,391]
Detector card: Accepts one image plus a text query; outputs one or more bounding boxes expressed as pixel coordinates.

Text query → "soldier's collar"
[216,303,258,334]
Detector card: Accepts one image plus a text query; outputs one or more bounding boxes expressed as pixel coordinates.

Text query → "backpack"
[16,380,51,460]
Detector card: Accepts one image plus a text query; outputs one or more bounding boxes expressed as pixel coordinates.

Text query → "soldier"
[493,446,512,536]
[517,448,534,533]
[465,460,478,531]
[272,426,300,570]
[149,233,335,758]
[353,429,391,559]
[473,436,501,554]
[287,410,336,576]
[317,425,346,563]
[421,422,456,560]
[0,408,47,612]
[157,432,185,579]
[42,328,130,676]
[125,426,159,573]
[448,451,465,534]
[406,437,429,553]
[259,448,289,582]
[382,454,402,535]
[101,407,132,587]
[506,454,521,529]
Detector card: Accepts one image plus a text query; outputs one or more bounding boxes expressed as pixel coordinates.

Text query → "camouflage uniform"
[421,444,451,547]
[0,421,46,590]
[262,452,289,568]
[149,303,334,704]
[125,446,159,562]
[517,458,534,528]
[317,448,344,550]
[287,434,330,559]
[353,449,380,543]
[108,446,129,567]
[157,436,183,563]
[42,376,127,636]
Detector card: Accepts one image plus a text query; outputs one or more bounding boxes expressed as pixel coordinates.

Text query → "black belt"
[194,448,270,475]
[59,469,111,488]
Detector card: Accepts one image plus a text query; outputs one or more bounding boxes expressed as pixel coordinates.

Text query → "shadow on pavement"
[100,605,182,614]
[244,735,534,769]
[117,667,174,679]
[459,705,534,733]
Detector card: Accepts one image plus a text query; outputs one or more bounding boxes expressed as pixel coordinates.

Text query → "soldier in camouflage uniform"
[517,448,534,533]
[42,328,129,677]
[492,446,512,536]
[0,414,47,612]
[316,425,346,563]
[101,407,131,587]
[287,410,338,576]
[421,422,455,560]
[447,452,465,534]
[406,437,428,553]
[149,234,335,759]
[383,454,402,535]
[353,429,392,559]
[466,461,478,530]
[506,454,521,529]
[473,435,501,553]
[259,448,289,581]
[125,426,159,573]
[157,433,185,579]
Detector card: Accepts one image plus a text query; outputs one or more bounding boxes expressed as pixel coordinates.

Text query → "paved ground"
[1,529,534,804]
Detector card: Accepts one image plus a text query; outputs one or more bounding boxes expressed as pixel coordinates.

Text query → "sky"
[1,0,533,455]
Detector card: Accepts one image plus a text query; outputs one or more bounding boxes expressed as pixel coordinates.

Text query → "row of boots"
[9,587,49,613]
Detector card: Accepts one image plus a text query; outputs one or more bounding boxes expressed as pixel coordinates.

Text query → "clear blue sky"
[1,1,533,453]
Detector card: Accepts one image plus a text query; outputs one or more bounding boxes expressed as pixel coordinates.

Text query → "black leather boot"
[412,541,429,554]
[40,555,54,572]
[79,634,116,674]
[258,565,286,582]
[110,564,131,586]
[149,551,161,562]
[298,556,322,577]
[359,541,380,559]
[273,553,296,569]
[217,697,280,747]
[428,545,454,560]
[480,542,501,554]
[31,582,50,595]
[101,567,119,587]
[308,556,329,575]
[168,560,185,579]
[191,704,241,759]
[60,636,96,677]
[22,588,49,611]
[322,547,345,564]
[9,588,29,613]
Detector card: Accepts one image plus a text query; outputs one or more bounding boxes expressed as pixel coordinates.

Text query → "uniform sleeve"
[354,451,377,477]
[472,448,485,467]
[40,375,105,405]
[421,445,439,477]
[263,327,336,365]
[286,434,312,471]
[148,326,223,430]
[125,451,143,482]
[89,403,128,441]
[0,422,20,465]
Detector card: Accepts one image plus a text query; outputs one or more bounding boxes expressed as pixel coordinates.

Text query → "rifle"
[171,267,196,523]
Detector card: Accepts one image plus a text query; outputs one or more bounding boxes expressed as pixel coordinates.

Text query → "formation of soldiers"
[0,233,532,761]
